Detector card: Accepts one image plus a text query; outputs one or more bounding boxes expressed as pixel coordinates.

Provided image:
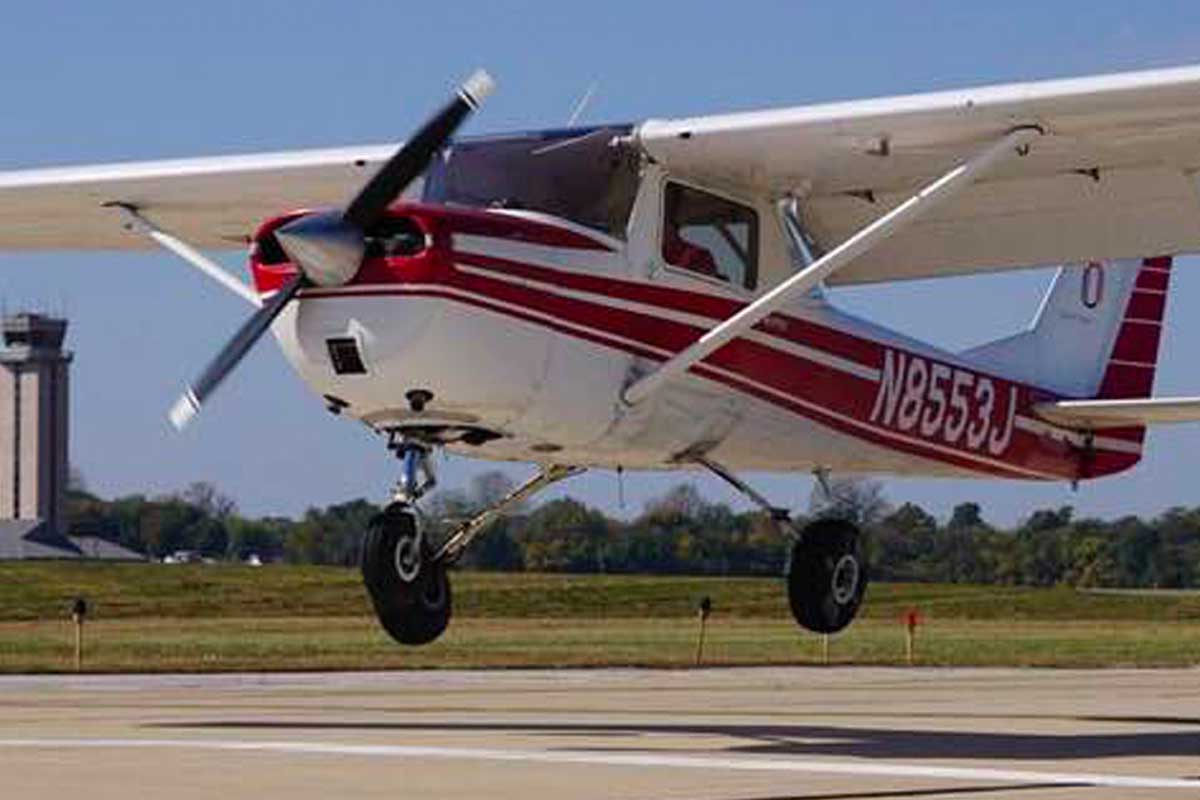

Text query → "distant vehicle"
[6,65,1200,647]
[162,550,203,564]
[244,553,263,567]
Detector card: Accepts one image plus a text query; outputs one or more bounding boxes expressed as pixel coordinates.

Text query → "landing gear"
[361,504,452,645]
[787,517,867,634]
[360,440,450,645]
[361,435,582,647]
[695,456,868,635]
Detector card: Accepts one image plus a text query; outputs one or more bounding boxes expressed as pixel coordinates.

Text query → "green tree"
[871,502,938,581]
[519,498,610,572]
[283,499,378,566]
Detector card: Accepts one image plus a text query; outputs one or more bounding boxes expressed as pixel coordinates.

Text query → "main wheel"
[786,517,868,634]
[360,504,452,646]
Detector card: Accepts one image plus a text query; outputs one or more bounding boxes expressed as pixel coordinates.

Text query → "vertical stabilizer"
[962,257,1172,399]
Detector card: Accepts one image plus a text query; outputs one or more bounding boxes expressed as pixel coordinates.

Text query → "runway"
[2,667,1199,799]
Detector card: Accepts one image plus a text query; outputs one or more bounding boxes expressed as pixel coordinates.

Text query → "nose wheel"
[360,441,451,646]
[360,503,452,646]
[361,438,582,647]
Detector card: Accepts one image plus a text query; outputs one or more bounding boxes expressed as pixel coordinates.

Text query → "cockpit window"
[662,182,758,290]
[423,125,638,239]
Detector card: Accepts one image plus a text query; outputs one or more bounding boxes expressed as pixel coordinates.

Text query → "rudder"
[1096,256,1171,399]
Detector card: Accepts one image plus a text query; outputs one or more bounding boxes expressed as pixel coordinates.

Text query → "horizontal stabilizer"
[1034,397,1200,429]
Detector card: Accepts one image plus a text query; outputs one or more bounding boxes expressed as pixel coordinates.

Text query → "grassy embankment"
[2,563,1199,672]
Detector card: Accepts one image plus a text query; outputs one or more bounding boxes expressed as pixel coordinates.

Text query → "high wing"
[637,63,1200,285]
[0,145,399,249]
[1035,397,1200,430]
[7,63,1200,278]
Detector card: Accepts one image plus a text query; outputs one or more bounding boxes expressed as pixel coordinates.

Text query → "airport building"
[0,313,141,560]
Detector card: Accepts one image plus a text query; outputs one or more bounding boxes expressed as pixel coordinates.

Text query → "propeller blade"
[168,274,304,429]
[342,69,495,230]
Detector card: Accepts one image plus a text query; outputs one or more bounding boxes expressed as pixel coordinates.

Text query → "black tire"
[786,517,868,634]
[360,504,452,646]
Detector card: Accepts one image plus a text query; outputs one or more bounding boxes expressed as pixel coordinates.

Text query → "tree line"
[65,473,1200,588]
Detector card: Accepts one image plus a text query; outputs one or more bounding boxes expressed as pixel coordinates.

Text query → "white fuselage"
[263,202,1096,482]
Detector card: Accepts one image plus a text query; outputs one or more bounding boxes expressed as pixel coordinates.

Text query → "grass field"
[2,563,1199,672]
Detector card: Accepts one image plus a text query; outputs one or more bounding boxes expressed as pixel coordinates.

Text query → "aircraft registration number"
[869,350,1018,456]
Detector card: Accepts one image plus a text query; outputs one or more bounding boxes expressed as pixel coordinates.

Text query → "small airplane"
[5,65,1200,645]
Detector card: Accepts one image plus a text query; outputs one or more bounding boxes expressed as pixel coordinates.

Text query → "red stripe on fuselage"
[301,263,1125,481]
[452,251,883,368]
[685,362,1068,480]
[301,283,1079,480]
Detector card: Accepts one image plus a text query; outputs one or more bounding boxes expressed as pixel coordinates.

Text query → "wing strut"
[105,203,262,308]
[621,126,1043,405]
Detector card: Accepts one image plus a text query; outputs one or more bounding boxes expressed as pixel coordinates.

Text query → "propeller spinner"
[168,70,495,430]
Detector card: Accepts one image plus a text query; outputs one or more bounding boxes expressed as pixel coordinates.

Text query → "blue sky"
[3,1,1200,525]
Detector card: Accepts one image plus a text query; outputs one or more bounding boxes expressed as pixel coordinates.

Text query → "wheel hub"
[394,532,421,583]
[830,553,861,605]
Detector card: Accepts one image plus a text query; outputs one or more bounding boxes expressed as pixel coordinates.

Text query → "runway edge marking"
[1,738,1197,790]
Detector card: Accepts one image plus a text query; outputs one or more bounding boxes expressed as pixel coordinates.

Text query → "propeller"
[168,70,495,430]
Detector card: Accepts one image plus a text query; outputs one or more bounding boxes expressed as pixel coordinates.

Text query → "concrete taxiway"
[2,667,1199,799]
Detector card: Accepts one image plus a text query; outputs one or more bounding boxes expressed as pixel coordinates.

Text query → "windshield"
[423,125,638,239]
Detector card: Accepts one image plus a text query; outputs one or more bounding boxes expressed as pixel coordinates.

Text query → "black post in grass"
[70,597,88,673]
[695,596,713,666]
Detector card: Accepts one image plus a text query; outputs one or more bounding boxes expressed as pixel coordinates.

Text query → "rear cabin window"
[662,182,758,290]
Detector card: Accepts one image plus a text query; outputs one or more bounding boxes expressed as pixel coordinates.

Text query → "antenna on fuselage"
[567,82,598,126]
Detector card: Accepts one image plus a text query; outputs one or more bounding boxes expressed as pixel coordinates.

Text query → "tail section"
[1032,259,1200,451]
[962,257,1172,399]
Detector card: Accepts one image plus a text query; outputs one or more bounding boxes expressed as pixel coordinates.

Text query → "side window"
[662,182,758,290]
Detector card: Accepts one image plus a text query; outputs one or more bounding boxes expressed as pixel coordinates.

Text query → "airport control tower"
[0,313,71,537]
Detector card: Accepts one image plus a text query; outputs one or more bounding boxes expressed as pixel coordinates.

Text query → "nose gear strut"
[389,435,437,505]
[361,438,583,646]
